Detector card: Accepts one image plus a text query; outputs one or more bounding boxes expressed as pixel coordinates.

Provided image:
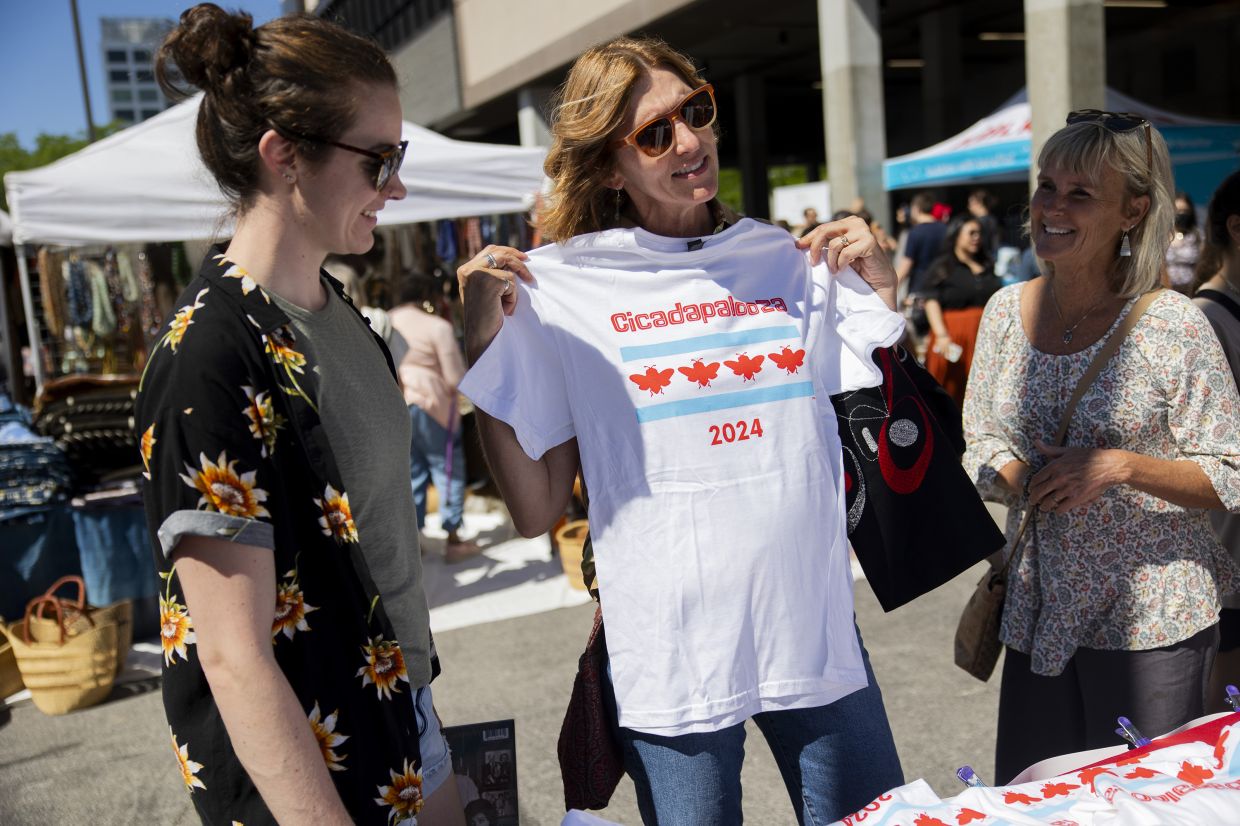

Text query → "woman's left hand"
[795,215,897,311]
[1029,440,1129,513]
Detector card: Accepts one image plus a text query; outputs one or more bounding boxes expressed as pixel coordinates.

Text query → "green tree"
[0,123,125,212]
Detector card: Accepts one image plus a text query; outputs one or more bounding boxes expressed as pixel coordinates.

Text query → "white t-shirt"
[460,218,904,734]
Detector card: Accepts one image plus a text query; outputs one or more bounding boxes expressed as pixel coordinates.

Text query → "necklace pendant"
[1062,330,1074,344]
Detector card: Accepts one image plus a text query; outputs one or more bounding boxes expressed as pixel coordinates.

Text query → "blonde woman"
[963,113,1240,782]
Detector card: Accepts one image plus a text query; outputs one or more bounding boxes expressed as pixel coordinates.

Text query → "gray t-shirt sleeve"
[157,510,275,558]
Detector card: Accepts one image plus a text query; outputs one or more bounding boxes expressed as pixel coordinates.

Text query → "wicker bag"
[0,622,24,700]
[7,594,121,715]
[26,576,132,677]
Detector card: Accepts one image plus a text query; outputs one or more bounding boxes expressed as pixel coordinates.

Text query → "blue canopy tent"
[883,88,1240,207]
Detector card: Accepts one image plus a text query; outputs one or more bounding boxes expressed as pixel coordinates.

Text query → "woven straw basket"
[554,520,590,591]
[0,623,24,700]
[7,592,121,715]
[26,577,132,677]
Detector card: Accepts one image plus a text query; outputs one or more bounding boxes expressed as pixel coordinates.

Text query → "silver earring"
[1119,229,1132,257]
[614,188,623,224]
[283,172,296,183]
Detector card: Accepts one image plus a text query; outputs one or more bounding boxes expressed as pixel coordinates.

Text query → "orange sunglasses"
[612,84,717,159]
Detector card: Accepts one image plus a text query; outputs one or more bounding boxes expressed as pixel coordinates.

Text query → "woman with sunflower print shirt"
[137,7,463,825]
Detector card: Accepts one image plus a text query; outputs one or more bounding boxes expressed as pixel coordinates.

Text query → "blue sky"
[0,1,281,148]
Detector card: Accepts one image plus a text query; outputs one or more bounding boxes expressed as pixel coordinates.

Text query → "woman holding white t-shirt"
[457,36,904,824]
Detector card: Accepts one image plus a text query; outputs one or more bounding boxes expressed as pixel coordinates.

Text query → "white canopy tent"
[4,93,547,246]
[2,94,547,390]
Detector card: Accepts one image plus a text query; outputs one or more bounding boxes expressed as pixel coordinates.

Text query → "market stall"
[0,96,547,647]
[882,87,1240,207]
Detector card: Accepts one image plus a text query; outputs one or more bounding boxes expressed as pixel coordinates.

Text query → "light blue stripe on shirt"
[635,381,815,423]
[619,325,799,363]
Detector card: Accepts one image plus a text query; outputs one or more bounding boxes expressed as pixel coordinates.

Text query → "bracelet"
[1021,471,1034,500]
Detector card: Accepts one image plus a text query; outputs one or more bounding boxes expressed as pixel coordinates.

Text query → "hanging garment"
[435,219,457,265]
[65,258,92,330]
[462,217,483,259]
[85,259,116,338]
[37,248,68,339]
[114,247,141,304]
[398,225,416,271]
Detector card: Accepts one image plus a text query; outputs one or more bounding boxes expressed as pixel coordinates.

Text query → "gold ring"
[838,237,851,248]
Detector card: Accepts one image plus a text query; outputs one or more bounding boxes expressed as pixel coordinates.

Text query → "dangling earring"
[614,188,623,224]
[1119,228,1132,257]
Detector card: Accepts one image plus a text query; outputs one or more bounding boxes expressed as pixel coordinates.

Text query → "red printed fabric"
[830,716,1240,825]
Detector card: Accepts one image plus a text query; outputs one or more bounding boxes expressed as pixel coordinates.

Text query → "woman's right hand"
[457,245,532,363]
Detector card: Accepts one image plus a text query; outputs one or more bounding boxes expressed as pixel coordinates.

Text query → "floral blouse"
[136,252,435,825]
[962,284,1240,676]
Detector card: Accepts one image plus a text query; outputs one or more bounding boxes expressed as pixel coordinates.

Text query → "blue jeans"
[409,405,466,534]
[617,633,902,825]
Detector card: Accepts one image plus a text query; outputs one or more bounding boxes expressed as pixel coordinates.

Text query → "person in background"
[1007,244,1042,284]
[896,192,947,293]
[895,191,948,338]
[922,216,1001,408]
[1167,191,1203,294]
[859,207,899,259]
[968,188,1003,253]
[963,112,1240,783]
[137,5,464,823]
[798,205,821,238]
[388,274,480,563]
[1190,170,1240,711]
[325,255,409,368]
[457,35,905,823]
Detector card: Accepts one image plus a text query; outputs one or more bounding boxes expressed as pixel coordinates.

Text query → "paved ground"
[0,556,1000,825]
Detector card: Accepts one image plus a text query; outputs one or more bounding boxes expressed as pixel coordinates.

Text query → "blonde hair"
[1036,119,1174,297]
[538,36,708,243]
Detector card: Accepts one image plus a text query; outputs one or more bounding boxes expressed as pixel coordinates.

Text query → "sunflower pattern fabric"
[137,251,436,826]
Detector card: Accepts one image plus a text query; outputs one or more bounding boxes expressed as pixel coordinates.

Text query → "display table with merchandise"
[831,713,1240,825]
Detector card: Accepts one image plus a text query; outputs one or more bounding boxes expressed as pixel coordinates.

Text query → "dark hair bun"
[158,3,257,97]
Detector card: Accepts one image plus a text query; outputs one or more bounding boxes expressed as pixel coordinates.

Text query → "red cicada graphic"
[629,366,674,396]
[678,359,721,388]
[724,353,764,382]
[768,346,805,375]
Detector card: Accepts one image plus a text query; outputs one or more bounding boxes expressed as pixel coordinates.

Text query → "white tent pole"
[15,244,46,395]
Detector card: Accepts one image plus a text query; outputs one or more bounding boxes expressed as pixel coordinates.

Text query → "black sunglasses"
[612,84,717,159]
[276,125,408,191]
[1066,109,1152,173]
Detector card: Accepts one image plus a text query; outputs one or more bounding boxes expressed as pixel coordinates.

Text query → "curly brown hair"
[538,36,708,243]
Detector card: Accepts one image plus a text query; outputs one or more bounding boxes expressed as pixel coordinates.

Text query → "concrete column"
[734,74,770,219]
[517,87,553,148]
[920,6,962,141]
[1024,0,1105,185]
[818,0,889,221]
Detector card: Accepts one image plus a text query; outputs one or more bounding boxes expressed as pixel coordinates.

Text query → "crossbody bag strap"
[999,289,1164,576]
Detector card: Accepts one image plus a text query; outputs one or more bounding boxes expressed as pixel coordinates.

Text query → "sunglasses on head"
[613,84,717,159]
[276,125,408,191]
[1066,109,1152,173]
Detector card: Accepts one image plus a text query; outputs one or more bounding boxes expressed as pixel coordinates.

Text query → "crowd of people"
[132,4,1240,824]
